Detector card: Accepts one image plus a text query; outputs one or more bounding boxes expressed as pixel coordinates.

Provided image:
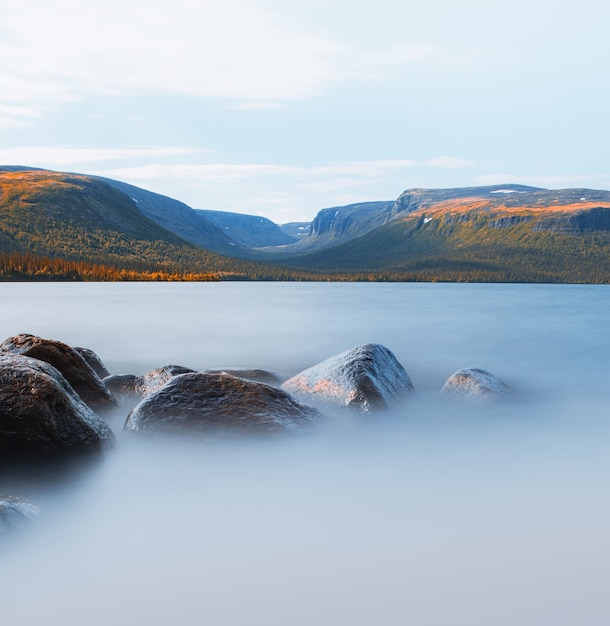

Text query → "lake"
[1,282,609,626]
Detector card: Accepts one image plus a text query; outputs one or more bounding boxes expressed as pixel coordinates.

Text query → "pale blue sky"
[1,0,609,222]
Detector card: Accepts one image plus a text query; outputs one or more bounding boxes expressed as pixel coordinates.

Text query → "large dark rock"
[441,368,510,400]
[74,346,110,379]
[0,496,40,535]
[0,334,116,412]
[281,343,414,411]
[0,353,114,455]
[124,372,322,434]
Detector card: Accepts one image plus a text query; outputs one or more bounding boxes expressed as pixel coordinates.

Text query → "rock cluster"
[0,332,512,535]
[0,334,116,412]
[0,353,114,455]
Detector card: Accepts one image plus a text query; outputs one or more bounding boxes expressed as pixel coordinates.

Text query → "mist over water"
[1,282,609,625]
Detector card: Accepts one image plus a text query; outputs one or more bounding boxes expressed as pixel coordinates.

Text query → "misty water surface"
[1,282,609,626]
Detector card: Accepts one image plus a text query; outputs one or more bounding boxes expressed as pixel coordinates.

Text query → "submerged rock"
[0,496,40,535]
[104,365,195,401]
[204,369,282,386]
[0,334,116,412]
[0,353,114,455]
[138,365,196,394]
[281,343,414,411]
[124,372,322,434]
[441,368,510,400]
[74,346,111,379]
[103,374,140,400]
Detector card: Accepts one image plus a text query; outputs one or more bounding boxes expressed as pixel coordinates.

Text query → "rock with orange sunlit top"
[124,372,322,434]
[280,344,414,411]
[441,368,510,400]
[0,353,114,456]
[0,334,116,412]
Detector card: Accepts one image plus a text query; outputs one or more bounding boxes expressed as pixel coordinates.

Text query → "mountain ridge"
[2,165,610,283]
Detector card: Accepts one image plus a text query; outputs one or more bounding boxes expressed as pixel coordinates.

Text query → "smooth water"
[1,282,609,626]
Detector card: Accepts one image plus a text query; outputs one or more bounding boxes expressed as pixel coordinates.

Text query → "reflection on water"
[1,282,609,626]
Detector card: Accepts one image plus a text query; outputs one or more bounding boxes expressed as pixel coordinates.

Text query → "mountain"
[94,177,251,257]
[270,201,394,252]
[0,168,307,280]
[3,166,610,283]
[266,185,610,282]
[195,209,296,248]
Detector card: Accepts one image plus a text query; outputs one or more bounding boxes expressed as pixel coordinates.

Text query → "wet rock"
[281,343,414,411]
[138,365,196,394]
[125,372,322,434]
[0,353,114,456]
[103,374,140,400]
[104,365,195,401]
[0,334,116,412]
[204,369,282,386]
[441,368,510,400]
[74,346,110,379]
[0,496,40,535]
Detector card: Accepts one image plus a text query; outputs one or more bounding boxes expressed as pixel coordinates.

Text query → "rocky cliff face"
[391,186,610,234]
[283,201,394,252]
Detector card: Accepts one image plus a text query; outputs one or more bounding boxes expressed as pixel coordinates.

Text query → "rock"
[104,365,195,401]
[0,334,116,412]
[0,353,114,456]
[204,369,282,386]
[280,343,414,411]
[74,346,110,378]
[125,372,322,434]
[103,374,141,400]
[138,365,196,394]
[0,496,40,535]
[441,368,510,400]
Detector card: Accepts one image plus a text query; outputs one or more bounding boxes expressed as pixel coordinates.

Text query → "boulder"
[124,372,323,434]
[74,346,110,379]
[0,334,116,412]
[104,365,195,401]
[0,353,114,455]
[0,496,40,535]
[441,368,510,400]
[281,343,414,411]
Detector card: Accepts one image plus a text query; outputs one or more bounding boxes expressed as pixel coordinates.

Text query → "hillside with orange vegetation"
[264,185,610,282]
[0,168,314,281]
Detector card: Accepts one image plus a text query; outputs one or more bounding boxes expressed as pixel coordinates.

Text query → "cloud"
[0,0,348,121]
[229,102,286,111]
[0,0,498,127]
[98,159,419,184]
[0,146,206,168]
[425,156,474,169]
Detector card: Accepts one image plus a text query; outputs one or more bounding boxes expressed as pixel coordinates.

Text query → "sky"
[1,0,609,223]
